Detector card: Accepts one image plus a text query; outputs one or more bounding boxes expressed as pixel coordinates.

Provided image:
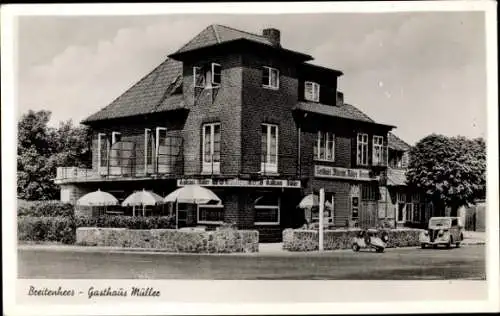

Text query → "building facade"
[55,25,429,241]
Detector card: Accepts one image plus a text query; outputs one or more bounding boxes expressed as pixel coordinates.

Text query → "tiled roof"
[175,24,273,54]
[388,132,411,151]
[82,58,184,123]
[387,168,407,186]
[294,101,377,124]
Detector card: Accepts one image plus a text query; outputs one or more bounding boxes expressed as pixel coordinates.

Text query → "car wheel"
[456,242,461,248]
[421,244,426,249]
[376,247,384,253]
[352,243,360,252]
[447,237,452,249]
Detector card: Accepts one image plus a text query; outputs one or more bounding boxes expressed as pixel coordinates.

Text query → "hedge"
[17,200,74,217]
[18,215,176,244]
[18,216,76,244]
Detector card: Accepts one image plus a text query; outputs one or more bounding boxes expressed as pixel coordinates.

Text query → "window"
[144,129,155,171]
[261,123,278,173]
[357,133,369,165]
[193,66,205,88]
[202,123,221,174]
[372,135,386,166]
[193,63,221,89]
[254,192,280,225]
[361,184,380,201]
[262,66,279,89]
[211,63,221,86]
[155,127,169,173]
[98,133,109,171]
[314,131,335,161]
[111,132,121,144]
[110,132,122,168]
[305,81,320,102]
[198,204,224,224]
[405,203,413,222]
[401,152,410,168]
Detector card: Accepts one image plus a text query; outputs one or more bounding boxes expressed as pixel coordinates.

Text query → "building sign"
[177,178,301,188]
[314,165,377,181]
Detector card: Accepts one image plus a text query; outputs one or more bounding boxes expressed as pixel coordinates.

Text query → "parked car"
[352,229,389,253]
[419,217,464,249]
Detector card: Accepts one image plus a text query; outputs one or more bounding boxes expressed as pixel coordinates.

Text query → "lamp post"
[319,188,325,252]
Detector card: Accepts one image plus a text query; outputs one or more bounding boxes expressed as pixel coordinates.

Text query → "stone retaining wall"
[76,228,259,253]
[283,228,423,251]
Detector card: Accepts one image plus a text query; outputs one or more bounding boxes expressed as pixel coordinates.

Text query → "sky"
[17,12,487,145]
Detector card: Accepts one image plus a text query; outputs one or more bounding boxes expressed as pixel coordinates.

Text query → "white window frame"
[97,133,108,172]
[211,63,221,87]
[315,131,335,161]
[202,123,221,174]
[111,131,121,144]
[193,66,205,88]
[372,135,385,166]
[254,196,280,225]
[357,133,369,166]
[197,204,224,225]
[261,123,278,173]
[262,66,279,89]
[305,81,320,102]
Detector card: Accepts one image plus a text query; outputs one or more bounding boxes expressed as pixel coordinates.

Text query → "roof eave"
[81,107,189,125]
[292,106,396,129]
[168,38,313,62]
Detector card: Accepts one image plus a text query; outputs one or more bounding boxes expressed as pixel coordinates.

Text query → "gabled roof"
[294,101,393,127]
[169,24,312,61]
[388,132,411,151]
[82,58,184,124]
[175,24,274,54]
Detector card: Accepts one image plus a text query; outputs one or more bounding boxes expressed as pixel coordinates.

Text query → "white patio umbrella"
[76,189,118,206]
[164,185,221,204]
[298,194,333,209]
[164,185,222,229]
[122,189,165,216]
[298,194,333,224]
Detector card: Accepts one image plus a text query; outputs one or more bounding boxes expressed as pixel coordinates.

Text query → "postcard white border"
[2,1,499,315]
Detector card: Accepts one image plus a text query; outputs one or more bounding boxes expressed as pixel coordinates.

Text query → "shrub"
[18,215,177,245]
[17,200,74,217]
[75,215,176,229]
[18,216,75,244]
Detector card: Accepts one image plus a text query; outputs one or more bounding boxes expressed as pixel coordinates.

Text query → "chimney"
[262,28,281,47]
[336,91,344,106]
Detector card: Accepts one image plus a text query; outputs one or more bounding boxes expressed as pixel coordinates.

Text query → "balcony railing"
[55,137,183,183]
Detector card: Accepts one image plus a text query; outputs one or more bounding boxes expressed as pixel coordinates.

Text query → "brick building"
[55,25,429,241]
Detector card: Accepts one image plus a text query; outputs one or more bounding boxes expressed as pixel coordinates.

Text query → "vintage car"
[419,217,464,249]
[352,229,389,253]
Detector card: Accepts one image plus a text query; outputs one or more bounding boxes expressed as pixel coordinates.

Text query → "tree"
[406,134,486,216]
[17,110,91,200]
